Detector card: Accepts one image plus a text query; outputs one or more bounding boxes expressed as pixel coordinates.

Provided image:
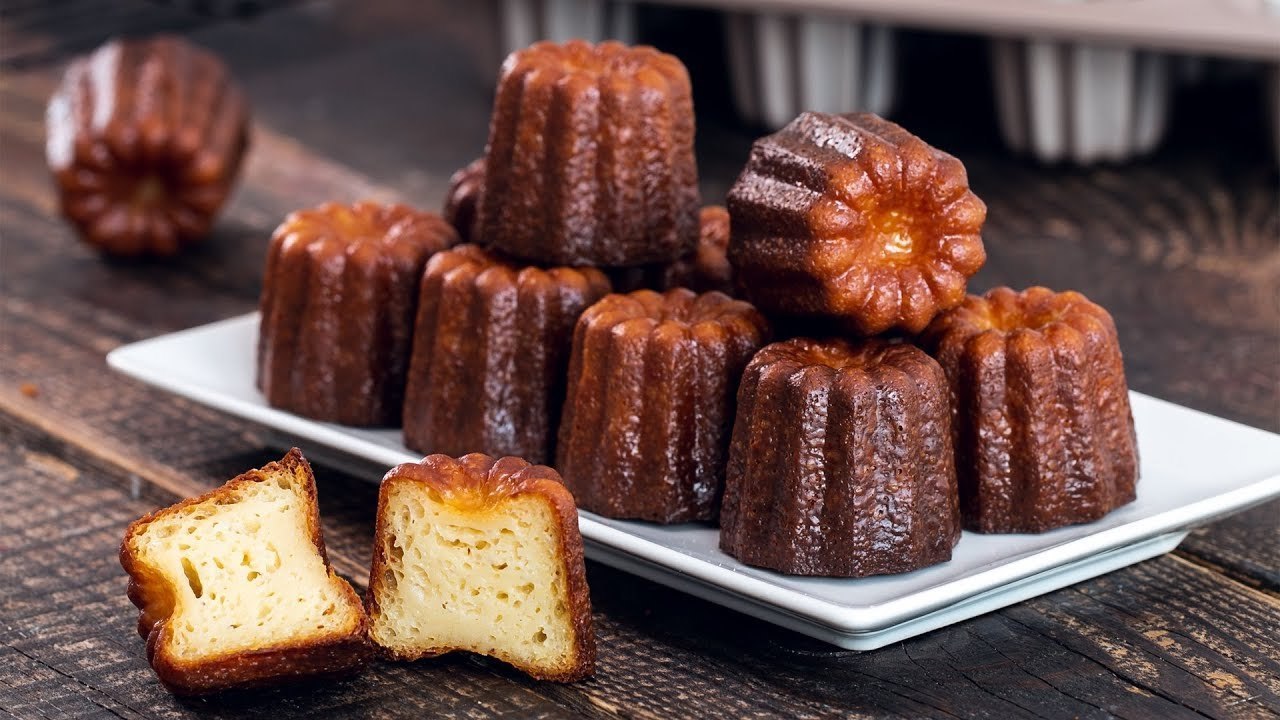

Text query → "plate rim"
[107,312,1280,634]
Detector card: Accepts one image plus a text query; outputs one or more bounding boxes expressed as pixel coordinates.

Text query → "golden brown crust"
[607,205,735,295]
[366,454,595,682]
[478,40,699,266]
[727,112,986,335]
[119,448,370,695]
[443,158,484,244]
[256,201,458,426]
[921,286,1139,533]
[46,35,250,256]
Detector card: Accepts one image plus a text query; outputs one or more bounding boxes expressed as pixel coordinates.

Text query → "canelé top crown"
[383,454,567,512]
[929,286,1116,338]
[273,202,455,260]
[580,289,765,337]
[503,39,688,83]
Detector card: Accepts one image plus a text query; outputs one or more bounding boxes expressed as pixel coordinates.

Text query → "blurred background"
[2,0,1277,427]
[6,0,1278,180]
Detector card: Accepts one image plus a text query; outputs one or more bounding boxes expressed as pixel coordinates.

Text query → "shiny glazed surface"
[46,35,249,256]
[257,202,458,426]
[402,244,611,464]
[478,40,699,266]
[727,112,987,335]
[557,289,770,523]
[922,286,1140,533]
[720,337,961,576]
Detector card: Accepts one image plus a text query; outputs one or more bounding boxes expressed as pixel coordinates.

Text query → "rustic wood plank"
[2,5,1278,717]
[1179,504,1280,595]
[6,400,1280,719]
[4,225,1280,718]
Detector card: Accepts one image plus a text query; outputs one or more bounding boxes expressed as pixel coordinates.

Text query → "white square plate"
[107,313,1280,650]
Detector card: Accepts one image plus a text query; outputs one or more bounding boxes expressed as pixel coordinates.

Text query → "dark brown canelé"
[557,289,769,523]
[442,158,484,244]
[478,40,699,266]
[606,206,734,295]
[402,244,611,464]
[257,202,458,426]
[46,35,250,256]
[921,286,1139,533]
[727,112,987,334]
[720,337,961,576]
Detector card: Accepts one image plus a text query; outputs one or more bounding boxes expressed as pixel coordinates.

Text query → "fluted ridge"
[922,286,1139,533]
[720,337,961,576]
[727,112,987,335]
[257,202,457,426]
[478,40,699,266]
[403,244,611,464]
[557,289,769,522]
[47,35,250,255]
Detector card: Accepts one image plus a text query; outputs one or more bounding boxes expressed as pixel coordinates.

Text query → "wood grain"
[6,408,1280,720]
[1,2,1278,718]
[1180,504,1280,595]
[4,218,1279,717]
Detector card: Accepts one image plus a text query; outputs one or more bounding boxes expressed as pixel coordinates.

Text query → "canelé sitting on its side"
[46,35,250,255]
[727,112,986,334]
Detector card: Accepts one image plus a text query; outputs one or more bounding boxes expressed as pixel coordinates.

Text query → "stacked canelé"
[717,112,988,575]
[257,39,767,523]
[717,112,1138,575]
[255,39,1139,581]
[405,38,769,497]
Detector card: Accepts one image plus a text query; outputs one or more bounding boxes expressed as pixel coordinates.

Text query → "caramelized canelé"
[557,289,769,523]
[402,244,611,464]
[478,40,699,266]
[46,35,250,256]
[922,286,1139,533]
[720,337,961,576]
[728,112,986,334]
[257,201,457,426]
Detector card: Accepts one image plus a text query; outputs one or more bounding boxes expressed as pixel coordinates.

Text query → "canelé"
[720,337,961,576]
[922,286,1139,533]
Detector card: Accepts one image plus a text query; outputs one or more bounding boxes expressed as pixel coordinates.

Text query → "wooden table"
[2,2,1278,718]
